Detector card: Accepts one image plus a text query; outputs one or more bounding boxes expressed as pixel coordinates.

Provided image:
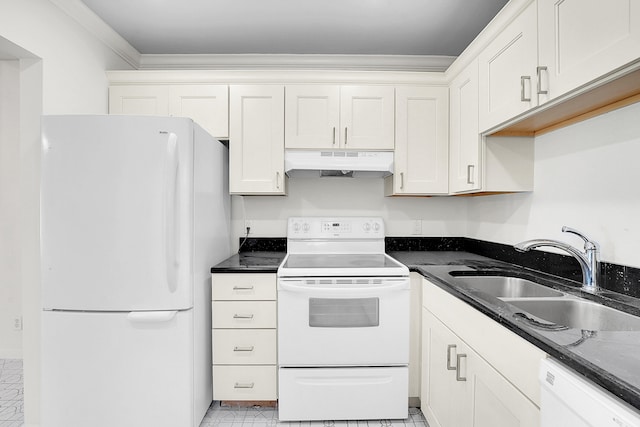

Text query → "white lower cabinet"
[211,273,277,401]
[421,278,545,427]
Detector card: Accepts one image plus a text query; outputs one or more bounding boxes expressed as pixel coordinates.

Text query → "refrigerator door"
[41,309,195,427]
[41,115,195,311]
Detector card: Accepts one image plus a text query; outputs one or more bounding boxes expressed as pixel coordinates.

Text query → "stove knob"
[373,222,381,232]
[293,223,301,232]
[302,223,310,232]
[363,223,371,231]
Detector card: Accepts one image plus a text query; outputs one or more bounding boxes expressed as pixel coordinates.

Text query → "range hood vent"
[284,150,394,178]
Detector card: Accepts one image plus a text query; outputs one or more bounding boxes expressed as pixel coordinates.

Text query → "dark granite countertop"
[211,251,285,273]
[389,251,640,412]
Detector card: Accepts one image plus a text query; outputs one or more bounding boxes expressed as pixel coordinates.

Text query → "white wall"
[467,102,640,269]
[0,1,133,425]
[0,0,132,113]
[0,60,22,358]
[231,177,469,250]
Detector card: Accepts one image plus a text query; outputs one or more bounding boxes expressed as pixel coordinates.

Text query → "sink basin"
[452,275,565,298]
[509,299,640,331]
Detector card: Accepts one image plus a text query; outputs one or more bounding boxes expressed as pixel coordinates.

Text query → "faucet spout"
[514,227,600,293]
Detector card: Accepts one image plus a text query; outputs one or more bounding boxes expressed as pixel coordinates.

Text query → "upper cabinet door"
[538,0,640,104]
[169,85,229,138]
[478,2,538,133]
[449,59,481,194]
[109,85,170,116]
[285,85,340,149]
[229,85,286,195]
[389,86,449,195]
[340,86,395,150]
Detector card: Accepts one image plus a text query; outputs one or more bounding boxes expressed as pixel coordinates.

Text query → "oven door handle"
[278,280,409,293]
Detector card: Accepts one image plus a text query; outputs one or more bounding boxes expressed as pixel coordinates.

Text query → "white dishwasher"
[540,358,640,427]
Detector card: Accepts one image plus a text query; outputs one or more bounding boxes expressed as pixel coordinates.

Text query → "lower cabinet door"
[213,365,277,400]
[421,308,539,427]
[468,352,540,427]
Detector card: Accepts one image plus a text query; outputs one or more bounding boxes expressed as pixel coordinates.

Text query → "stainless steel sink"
[508,299,640,331]
[453,276,565,298]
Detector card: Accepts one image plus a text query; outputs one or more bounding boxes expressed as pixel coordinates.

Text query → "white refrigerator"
[40,115,231,427]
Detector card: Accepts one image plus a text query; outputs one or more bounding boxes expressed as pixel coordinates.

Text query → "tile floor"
[0,359,23,427]
[0,359,429,427]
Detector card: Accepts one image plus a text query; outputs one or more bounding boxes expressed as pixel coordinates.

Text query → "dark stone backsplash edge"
[239,236,640,298]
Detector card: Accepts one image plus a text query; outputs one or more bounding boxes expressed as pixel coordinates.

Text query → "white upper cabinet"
[449,58,481,194]
[386,86,449,195]
[229,85,286,195]
[478,1,538,133]
[340,86,395,150]
[109,85,169,116]
[285,85,395,150]
[168,85,229,138]
[109,84,229,138]
[285,85,340,149]
[537,0,640,104]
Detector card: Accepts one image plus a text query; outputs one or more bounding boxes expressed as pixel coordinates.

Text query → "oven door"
[277,277,410,366]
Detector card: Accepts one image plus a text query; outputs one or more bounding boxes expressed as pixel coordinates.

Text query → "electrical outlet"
[412,220,422,235]
[244,220,253,234]
[13,316,22,331]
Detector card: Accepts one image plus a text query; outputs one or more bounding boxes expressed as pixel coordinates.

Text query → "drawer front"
[213,329,277,365]
[213,365,277,400]
[212,301,277,328]
[212,273,276,301]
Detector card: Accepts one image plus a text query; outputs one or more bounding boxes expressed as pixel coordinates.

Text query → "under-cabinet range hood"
[284,150,394,178]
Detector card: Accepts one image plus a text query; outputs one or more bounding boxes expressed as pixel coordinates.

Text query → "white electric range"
[277,217,410,421]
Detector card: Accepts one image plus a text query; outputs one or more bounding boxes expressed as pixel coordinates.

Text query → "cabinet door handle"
[400,172,404,190]
[466,165,475,185]
[276,172,281,190]
[233,314,254,319]
[234,382,255,389]
[446,344,457,370]
[537,66,548,95]
[520,76,531,102]
[233,346,255,352]
[344,127,348,146]
[233,285,254,291]
[332,127,336,145]
[456,354,467,381]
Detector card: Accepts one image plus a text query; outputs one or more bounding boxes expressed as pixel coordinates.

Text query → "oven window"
[308,298,379,327]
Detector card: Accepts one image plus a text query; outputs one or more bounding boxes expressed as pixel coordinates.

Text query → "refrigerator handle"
[127,311,178,323]
[164,132,179,293]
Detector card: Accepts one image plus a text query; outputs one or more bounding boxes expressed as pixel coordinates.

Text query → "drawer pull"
[233,314,254,319]
[456,354,467,381]
[233,346,255,352]
[234,382,255,389]
[446,344,457,370]
[233,286,254,291]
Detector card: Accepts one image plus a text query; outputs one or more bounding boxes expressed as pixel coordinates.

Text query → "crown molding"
[137,54,456,72]
[49,0,141,68]
[106,69,449,86]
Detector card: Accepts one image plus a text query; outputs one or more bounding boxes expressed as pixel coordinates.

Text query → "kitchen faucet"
[514,226,600,293]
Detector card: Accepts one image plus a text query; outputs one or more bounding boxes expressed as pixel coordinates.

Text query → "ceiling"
[79,0,509,57]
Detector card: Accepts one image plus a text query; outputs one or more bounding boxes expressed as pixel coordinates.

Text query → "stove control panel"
[288,217,384,238]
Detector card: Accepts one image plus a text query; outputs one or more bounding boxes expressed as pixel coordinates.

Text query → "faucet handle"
[561,226,599,251]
